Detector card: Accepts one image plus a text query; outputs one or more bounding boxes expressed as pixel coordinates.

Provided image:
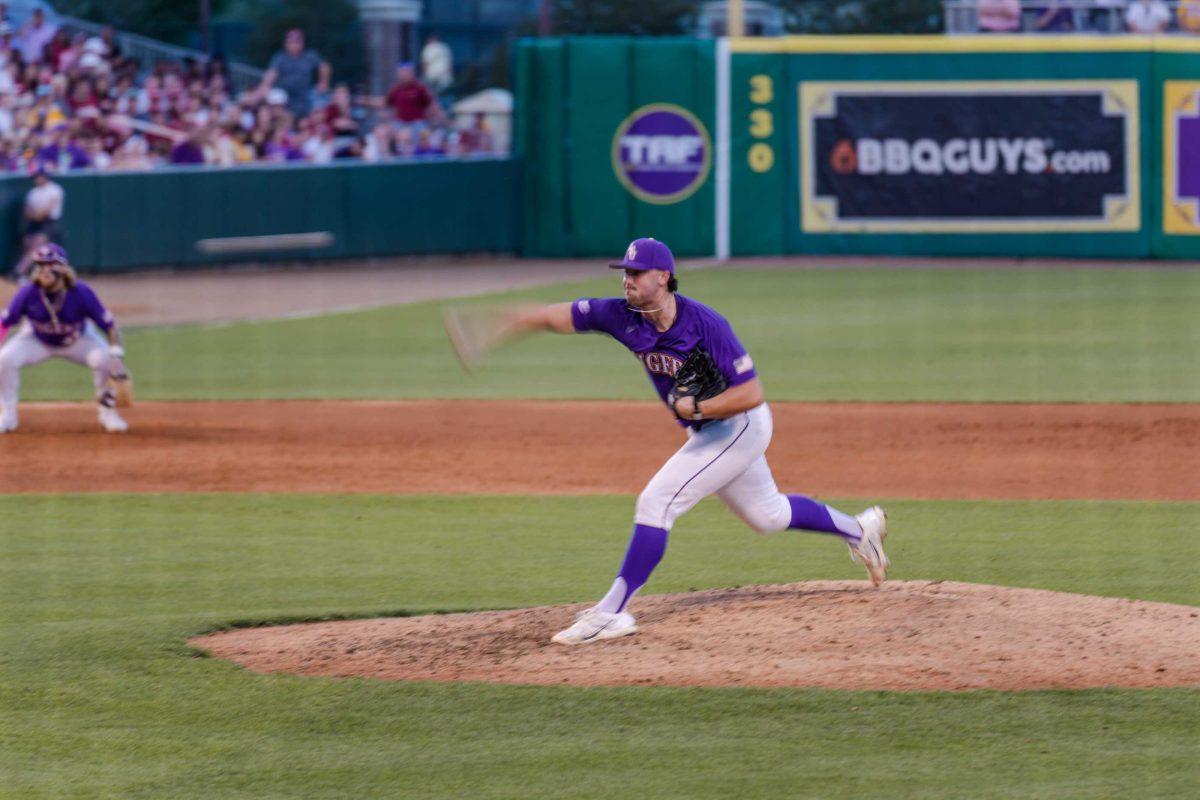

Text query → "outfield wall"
[516,36,1200,260]
[0,158,520,272]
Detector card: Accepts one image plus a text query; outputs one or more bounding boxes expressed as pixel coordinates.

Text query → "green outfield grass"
[17,266,1200,403]
[2,494,1198,799]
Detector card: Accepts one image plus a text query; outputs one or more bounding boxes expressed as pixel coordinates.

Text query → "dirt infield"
[10,397,1198,691]
[2,399,1197,500]
[192,581,1200,691]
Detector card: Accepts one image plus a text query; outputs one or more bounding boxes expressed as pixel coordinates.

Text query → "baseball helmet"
[33,243,69,265]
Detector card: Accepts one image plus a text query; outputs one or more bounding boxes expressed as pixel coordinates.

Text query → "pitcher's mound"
[192,581,1200,691]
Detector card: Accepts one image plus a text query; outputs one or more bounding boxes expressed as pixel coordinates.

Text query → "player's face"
[32,263,61,291]
[622,268,668,308]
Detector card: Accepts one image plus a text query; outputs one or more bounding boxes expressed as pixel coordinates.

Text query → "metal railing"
[943,0,1199,34]
[55,14,264,91]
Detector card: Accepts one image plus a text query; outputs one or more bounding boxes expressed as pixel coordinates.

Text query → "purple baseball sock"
[595,524,668,614]
[787,495,861,542]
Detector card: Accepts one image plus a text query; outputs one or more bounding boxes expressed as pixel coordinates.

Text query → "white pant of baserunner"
[635,403,797,534]
[0,329,123,431]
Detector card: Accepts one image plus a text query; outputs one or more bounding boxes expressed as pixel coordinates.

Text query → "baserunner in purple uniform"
[447,237,889,645]
[0,244,130,433]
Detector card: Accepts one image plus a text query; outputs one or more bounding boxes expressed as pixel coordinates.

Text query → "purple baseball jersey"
[1,280,114,347]
[572,294,757,426]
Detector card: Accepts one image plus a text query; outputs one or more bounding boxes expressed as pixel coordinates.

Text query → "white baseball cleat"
[551,608,638,645]
[851,506,890,587]
[0,419,16,433]
[98,405,128,433]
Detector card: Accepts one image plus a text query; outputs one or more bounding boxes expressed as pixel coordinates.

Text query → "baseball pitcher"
[445,237,889,645]
[0,244,131,433]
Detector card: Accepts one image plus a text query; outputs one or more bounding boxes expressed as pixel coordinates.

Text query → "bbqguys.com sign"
[612,103,712,204]
[800,81,1140,233]
[839,137,1112,177]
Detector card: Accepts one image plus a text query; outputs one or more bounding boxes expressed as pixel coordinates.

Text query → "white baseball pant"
[634,403,793,534]
[0,329,116,425]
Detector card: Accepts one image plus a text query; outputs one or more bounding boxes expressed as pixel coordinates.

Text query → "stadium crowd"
[974,0,1200,33]
[0,9,498,174]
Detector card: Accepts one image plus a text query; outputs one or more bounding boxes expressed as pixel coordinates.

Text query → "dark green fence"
[0,158,521,272]
[516,37,716,258]
[518,35,1200,260]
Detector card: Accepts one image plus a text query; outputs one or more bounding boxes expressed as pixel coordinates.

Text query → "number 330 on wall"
[748,74,774,173]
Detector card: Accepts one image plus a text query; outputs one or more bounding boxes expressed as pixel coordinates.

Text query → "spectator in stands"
[1178,0,1200,31]
[81,133,109,169]
[98,25,120,60]
[37,125,89,170]
[322,83,359,136]
[362,121,393,162]
[262,126,302,162]
[42,28,68,71]
[458,112,494,155]
[977,0,1022,31]
[394,125,415,157]
[30,86,66,132]
[0,89,13,137]
[15,166,63,278]
[1126,0,1172,30]
[0,15,507,174]
[254,28,330,119]
[1030,0,1075,30]
[300,123,336,163]
[169,127,206,165]
[211,122,251,166]
[416,127,447,157]
[17,8,56,64]
[79,37,109,69]
[133,74,158,116]
[0,5,10,26]
[0,22,16,65]
[370,62,446,128]
[420,34,453,94]
[1088,0,1118,32]
[67,78,97,114]
[110,133,152,170]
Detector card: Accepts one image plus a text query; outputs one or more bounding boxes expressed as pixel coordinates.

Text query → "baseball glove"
[668,348,726,419]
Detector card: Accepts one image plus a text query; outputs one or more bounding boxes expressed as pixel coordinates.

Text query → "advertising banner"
[799,81,1140,233]
[612,103,712,205]
[1163,81,1200,235]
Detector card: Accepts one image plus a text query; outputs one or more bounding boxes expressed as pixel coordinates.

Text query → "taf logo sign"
[612,103,712,204]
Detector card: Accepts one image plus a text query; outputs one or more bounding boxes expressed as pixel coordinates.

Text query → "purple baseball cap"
[609,237,675,273]
[34,243,68,264]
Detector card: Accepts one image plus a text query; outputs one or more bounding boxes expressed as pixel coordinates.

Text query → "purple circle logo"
[612,103,712,205]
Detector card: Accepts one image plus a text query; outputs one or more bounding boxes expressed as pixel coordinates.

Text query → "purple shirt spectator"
[36,143,91,170]
[263,140,303,161]
[1031,1,1075,30]
[169,140,205,165]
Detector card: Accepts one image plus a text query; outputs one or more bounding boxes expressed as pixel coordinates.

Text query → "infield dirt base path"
[2,399,1197,500]
[192,581,1200,691]
[11,398,1199,691]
